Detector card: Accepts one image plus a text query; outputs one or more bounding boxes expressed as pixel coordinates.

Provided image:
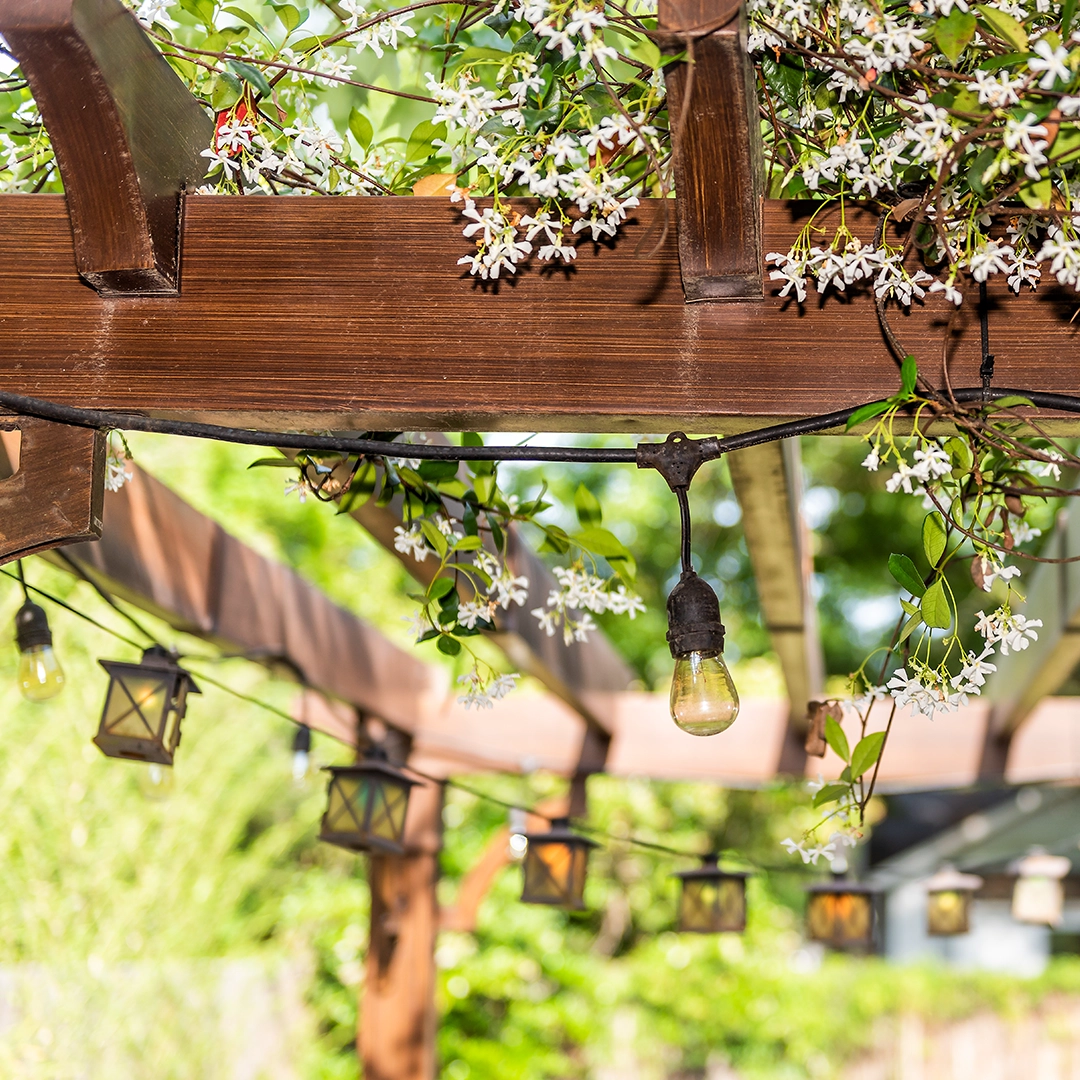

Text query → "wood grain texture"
[0,416,103,564]
[1,196,1079,432]
[60,465,440,734]
[660,3,764,299]
[0,0,212,294]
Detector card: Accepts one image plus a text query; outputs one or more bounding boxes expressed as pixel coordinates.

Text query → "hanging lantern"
[94,646,199,765]
[318,748,419,855]
[805,879,877,952]
[1012,849,1072,926]
[925,865,983,936]
[521,817,598,909]
[673,856,748,933]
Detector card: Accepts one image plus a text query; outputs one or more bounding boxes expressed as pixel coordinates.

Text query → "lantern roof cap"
[926,864,983,893]
[322,748,420,787]
[1015,848,1072,879]
[98,645,200,693]
[523,816,600,848]
[672,854,751,880]
[804,876,879,895]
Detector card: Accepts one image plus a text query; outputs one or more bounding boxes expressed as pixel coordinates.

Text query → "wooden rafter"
[727,438,823,764]
[979,508,1080,767]
[0,0,212,294]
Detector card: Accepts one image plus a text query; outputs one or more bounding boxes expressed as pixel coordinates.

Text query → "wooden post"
[0,0,212,294]
[659,0,764,300]
[0,416,104,565]
[361,777,443,1080]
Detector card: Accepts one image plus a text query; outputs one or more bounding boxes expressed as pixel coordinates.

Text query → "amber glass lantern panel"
[806,888,875,951]
[521,820,597,909]
[676,867,748,933]
[927,889,971,935]
[318,761,417,855]
[93,651,197,766]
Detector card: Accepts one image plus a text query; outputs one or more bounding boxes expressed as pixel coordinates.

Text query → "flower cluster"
[531,566,645,644]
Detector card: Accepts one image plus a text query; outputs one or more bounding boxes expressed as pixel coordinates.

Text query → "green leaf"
[920,578,952,629]
[898,609,924,644]
[574,483,602,527]
[572,526,630,561]
[850,731,887,780]
[1065,0,1078,39]
[349,107,373,152]
[436,635,461,656]
[824,717,850,763]
[419,520,448,558]
[977,5,1028,50]
[934,8,977,63]
[461,432,484,448]
[247,457,296,468]
[813,783,851,808]
[406,120,447,163]
[990,394,1037,410]
[223,5,263,29]
[338,461,377,512]
[922,511,947,567]
[417,459,459,482]
[484,10,514,34]
[538,525,571,555]
[452,535,484,552]
[455,45,511,64]
[428,577,455,601]
[210,72,243,111]
[900,354,918,398]
[520,105,561,133]
[227,59,271,97]
[1019,175,1053,210]
[944,436,973,473]
[270,2,307,32]
[888,553,926,597]
[630,35,662,69]
[966,146,997,197]
[845,399,891,431]
[900,597,920,617]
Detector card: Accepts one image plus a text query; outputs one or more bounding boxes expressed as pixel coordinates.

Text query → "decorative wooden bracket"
[660,0,764,301]
[0,0,213,295]
[0,417,104,565]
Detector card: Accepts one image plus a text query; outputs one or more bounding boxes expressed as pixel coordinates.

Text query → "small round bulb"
[137,763,174,800]
[292,749,310,782]
[670,649,739,736]
[18,643,64,702]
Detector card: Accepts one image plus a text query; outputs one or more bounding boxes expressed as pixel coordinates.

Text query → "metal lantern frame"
[926,865,983,937]
[94,645,199,765]
[318,750,420,856]
[521,817,599,910]
[805,879,879,953]
[673,856,749,933]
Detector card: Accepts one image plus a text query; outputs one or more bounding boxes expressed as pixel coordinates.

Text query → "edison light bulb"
[670,649,739,736]
[137,763,175,800]
[14,600,64,702]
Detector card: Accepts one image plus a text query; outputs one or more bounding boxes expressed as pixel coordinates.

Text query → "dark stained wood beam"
[0,0,212,294]
[727,438,823,771]
[0,415,103,564]
[56,464,440,736]
[0,197,1076,432]
[659,0,763,300]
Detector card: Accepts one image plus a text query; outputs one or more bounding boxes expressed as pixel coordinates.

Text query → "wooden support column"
[0,416,104,565]
[727,438,823,771]
[0,0,212,294]
[659,0,763,300]
[980,506,1080,776]
[361,778,443,1080]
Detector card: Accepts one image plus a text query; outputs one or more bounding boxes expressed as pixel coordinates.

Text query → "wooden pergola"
[2,0,1080,1075]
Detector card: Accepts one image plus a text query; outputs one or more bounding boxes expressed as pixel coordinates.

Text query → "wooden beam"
[57,464,441,736]
[361,779,442,1080]
[659,0,763,300]
[0,197,1077,432]
[339,469,632,741]
[0,0,212,294]
[726,438,823,769]
[0,415,104,565]
[981,507,1080,745]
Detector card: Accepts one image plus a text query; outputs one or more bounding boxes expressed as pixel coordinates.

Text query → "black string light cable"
[2,563,808,875]
[4,387,1080,470]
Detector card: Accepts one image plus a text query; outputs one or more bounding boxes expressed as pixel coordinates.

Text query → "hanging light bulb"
[667,571,739,735]
[14,598,64,701]
[292,724,312,782]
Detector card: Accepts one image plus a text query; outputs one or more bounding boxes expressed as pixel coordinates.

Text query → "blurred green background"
[0,432,1076,1079]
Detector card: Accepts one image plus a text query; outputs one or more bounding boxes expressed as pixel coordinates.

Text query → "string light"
[13,562,64,702]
